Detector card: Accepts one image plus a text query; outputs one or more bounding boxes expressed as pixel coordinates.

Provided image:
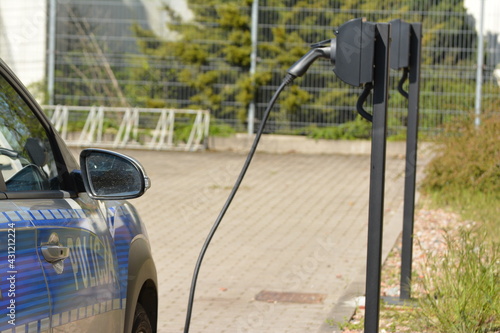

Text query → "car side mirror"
[80,149,151,200]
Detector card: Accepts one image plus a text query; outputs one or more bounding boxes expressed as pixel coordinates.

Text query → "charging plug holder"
[390,19,411,99]
[389,19,411,70]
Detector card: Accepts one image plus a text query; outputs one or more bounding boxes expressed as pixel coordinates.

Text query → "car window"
[0,74,62,191]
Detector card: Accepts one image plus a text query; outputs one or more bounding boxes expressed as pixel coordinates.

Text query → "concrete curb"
[209,134,428,157]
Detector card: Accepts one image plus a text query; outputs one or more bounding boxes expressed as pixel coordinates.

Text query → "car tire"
[132,303,153,333]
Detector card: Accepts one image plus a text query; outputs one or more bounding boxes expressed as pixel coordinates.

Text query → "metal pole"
[48,0,57,105]
[247,0,259,135]
[474,0,485,128]
[364,23,391,333]
[399,23,422,301]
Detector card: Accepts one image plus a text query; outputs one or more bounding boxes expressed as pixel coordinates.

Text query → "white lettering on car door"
[67,235,117,291]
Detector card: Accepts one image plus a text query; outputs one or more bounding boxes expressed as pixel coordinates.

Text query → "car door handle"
[41,245,70,263]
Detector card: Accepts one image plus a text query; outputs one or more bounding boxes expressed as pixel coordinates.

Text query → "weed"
[412,229,500,333]
[326,314,364,331]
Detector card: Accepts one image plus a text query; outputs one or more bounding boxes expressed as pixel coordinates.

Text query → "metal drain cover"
[255,290,326,304]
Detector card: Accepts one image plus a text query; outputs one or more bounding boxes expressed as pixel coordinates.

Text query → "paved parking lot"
[109,146,422,333]
[74,145,423,332]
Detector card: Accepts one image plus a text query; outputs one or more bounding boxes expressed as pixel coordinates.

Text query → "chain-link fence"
[51,0,500,136]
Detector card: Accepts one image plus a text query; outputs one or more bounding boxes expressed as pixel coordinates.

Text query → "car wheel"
[132,303,153,333]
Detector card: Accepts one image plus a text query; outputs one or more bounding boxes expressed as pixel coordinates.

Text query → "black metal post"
[364,23,391,333]
[399,23,422,301]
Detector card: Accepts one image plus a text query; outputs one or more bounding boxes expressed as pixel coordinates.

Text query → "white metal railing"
[44,105,210,151]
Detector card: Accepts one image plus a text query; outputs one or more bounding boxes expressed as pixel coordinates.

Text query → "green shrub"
[422,112,500,197]
[422,112,500,234]
[306,116,372,140]
[209,120,236,137]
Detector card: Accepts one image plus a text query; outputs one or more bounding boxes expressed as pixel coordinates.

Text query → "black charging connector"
[287,41,335,78]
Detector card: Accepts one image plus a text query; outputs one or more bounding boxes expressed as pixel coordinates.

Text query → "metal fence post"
[248,0,259,135]
[47,0,57,105]
[475,0,485,128]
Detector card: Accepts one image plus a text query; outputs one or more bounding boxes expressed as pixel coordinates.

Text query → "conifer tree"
[127,0,476,132]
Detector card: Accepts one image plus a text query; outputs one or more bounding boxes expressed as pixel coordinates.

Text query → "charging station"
[343,20,391,333]
[339,18,422,331]
[184,17,422,333]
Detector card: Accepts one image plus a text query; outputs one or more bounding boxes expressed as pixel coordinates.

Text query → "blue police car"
[0,59,158,332]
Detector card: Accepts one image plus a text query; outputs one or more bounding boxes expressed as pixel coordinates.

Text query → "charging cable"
[183,45,332,333]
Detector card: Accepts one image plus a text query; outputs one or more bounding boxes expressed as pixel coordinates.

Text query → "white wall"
[0,0,193,89]
[137,0,193,39]
[0,1,47,87]
[464,0,500,37]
